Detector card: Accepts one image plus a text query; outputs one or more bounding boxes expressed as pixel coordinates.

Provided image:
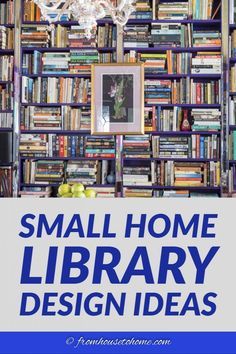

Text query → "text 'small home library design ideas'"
[1,0,236,198]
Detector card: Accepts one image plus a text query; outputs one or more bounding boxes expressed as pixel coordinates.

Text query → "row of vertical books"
[123,24,221,48]
[125,50,221,74]
[19,134,115,158]
[157,1,217,20]
[144,79,220,105]
[22,50,115,75]
[123,161,220,187]
[24,0,41,22]
[0,26,14,49]
[21,106,91,131]
[19,106,222,132]
[0,0,14,24]
[0,56,13,81]
[122,134,220,159]
[156,108,221,131]
[66,160,114,185]
[52,24,116,48]
[151,135,220,159]
[0,84,13,110]
[123,188,219,197]
[22,159,115,185]
[20,106,221,133]
[22,77,91,104]
[23,0,220,22]
[0,112,12,128]
[21,25,116,48]
[130,0,220,21]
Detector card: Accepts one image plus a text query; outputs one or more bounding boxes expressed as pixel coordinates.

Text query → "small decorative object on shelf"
[107,171,115,184]
[180,110,191,131]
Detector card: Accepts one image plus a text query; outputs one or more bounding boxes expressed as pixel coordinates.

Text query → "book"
[0,166,12,197]
[0,84,13,110]
[231,64,236,92]
[0,55,13,81]
[229,0,236,24]
[230,131,236,160]
[0,26,13,49]
[229,98,236,125]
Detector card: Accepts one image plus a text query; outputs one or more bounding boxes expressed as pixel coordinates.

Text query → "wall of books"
[0,0,14,196]
[2,0,235,198]
[229,0,236,195]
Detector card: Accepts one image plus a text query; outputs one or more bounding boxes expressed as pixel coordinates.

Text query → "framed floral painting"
[91,63,144,135]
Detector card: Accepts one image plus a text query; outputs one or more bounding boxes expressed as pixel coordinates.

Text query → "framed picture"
[91,63,144,135]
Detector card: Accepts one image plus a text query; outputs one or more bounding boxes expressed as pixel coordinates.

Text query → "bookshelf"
[121,0,223,197]
[0,0,14,197]
[3,0,234,198]
[18,0,117,197]
[229,0,236,195]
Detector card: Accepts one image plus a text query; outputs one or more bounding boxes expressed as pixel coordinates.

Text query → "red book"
[59,136,64,157]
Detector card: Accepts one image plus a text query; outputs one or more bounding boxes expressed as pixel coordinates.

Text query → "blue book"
[200,136,205,159]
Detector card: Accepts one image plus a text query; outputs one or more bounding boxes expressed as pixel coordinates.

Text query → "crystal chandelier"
[33,0,135,38]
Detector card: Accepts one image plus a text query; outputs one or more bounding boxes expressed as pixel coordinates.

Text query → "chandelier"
[33,0,135,38]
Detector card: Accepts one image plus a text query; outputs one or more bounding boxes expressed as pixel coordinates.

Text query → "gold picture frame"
[91,63,144,135]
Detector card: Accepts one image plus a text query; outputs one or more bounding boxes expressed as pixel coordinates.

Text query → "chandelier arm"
[34,0,68,12]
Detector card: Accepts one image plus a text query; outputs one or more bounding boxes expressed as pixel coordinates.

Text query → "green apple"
[61,192,73,198]
[71,183,85,194]
[58,184,71,196]
[72,191,86,198]
[84,189,97,198]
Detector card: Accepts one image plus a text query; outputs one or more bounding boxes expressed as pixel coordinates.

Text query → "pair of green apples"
[58,183,97,198]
